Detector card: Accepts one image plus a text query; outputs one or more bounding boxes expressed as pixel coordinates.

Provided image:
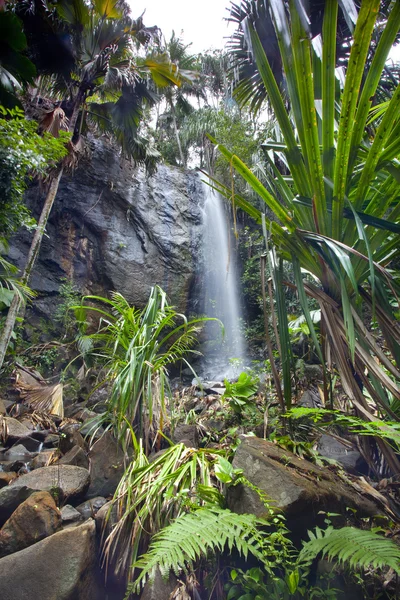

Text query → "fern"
[132,506,267,592]
[299,527,400,574]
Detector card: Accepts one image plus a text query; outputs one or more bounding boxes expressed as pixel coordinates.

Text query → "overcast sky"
[131,1,400,61]
[132,0,235,53]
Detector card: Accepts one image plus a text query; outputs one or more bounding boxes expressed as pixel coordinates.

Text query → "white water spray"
[200,177,246,379]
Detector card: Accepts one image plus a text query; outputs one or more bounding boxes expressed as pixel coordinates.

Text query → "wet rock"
[0,491,61,557]
[298,388,322,408]
[228,436,380,535]
[0,472,17,488]
[0,486,35,523]
[10,436,44,453]
[30,450,58,470]
[0,520,98,600]
[43,433,60,448]
[58,445,89,470]
[0,445,36,462]
[1,418,31,440]
[12,141,204,335]
[76,496,107,520]
[0,459,26,473]
[10,465,90,503]
[317,434,366,474]
[172,424,198,448]
[86,431,128,499]
[61,505,82,523]
[59,425,87,454]
[140,568,178,600]
[94,500,115,536]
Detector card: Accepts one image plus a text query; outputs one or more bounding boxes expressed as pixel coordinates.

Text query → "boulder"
[317,434,366,474]
[59,425,87,454]
[0,445,36,462]
[2,418,31,440]
[10,465,90,503]
[43,433,60,448]
[61,505,82,523]
[58,445,89,470]
[0,486,36,523]
[0,520,98,600]
[140,568,178,600]
[30,449,58,470]
[0,491,61,557]
[86,431,127,499]
[0,399,7,415]
[0,472,17,488]
[228,436,380,534]
[172,424,198,448]
[76,496,107,520]
[10,435,44,453]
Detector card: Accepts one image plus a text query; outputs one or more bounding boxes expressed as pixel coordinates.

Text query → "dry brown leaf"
[19,382,64,418]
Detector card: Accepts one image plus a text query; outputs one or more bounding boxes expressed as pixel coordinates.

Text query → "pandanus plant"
[210,0,400,473]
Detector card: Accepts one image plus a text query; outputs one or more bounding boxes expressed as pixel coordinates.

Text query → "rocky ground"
[0,369,398,600]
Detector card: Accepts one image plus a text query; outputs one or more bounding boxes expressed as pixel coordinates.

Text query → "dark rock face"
[0,520,98,600]
[10,139,205,323]
[0,491,61,557]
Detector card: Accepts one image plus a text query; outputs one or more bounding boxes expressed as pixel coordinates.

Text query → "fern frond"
[299,527,400,574]
[133,506,266,591]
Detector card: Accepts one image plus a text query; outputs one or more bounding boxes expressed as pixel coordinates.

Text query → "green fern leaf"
[133,506,266,591]
[299,527,400,574]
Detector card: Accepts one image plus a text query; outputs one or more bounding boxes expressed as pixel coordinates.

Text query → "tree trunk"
[0,169,63,369]
[0,88,84,370]
[169,100,185,167]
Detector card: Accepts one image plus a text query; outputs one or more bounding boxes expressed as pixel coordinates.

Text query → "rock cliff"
[9,138,204,318]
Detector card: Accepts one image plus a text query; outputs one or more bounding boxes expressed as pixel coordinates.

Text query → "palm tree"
[154,31,205,167]
[0,0,185,369]
[212,0,400,473]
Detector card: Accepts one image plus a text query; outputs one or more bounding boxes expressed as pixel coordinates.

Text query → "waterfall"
[200,176,247,379]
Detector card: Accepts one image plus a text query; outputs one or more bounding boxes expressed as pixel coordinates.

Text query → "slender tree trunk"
[0,169,64,369]
[0,90,83,370]
[169,99,185,167]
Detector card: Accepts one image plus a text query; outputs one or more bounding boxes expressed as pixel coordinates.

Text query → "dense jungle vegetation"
[1,0,400,599]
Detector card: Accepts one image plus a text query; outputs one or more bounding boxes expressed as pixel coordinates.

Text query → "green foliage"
[214,1,400,449]
[54,278,82,337]
[299,526,400,575]
[0,106,69,238]
[101,440,224,586]
[75,286,215,448]
[132,506,267,593]
[287,407,400,450]
[0,12,36,108]
[223,371,259,415]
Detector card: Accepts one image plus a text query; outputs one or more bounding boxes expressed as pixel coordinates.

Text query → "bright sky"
[132,0,235,53]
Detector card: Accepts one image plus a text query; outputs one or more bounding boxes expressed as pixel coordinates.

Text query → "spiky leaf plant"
[101,441,225,587]
[299,526,400,575]
[75,285,216,449]
[212,0,400,473]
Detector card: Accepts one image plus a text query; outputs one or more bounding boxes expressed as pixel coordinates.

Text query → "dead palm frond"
[15,366,64,418]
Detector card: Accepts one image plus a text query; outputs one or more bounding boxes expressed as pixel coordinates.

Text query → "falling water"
[200,176,246,379]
